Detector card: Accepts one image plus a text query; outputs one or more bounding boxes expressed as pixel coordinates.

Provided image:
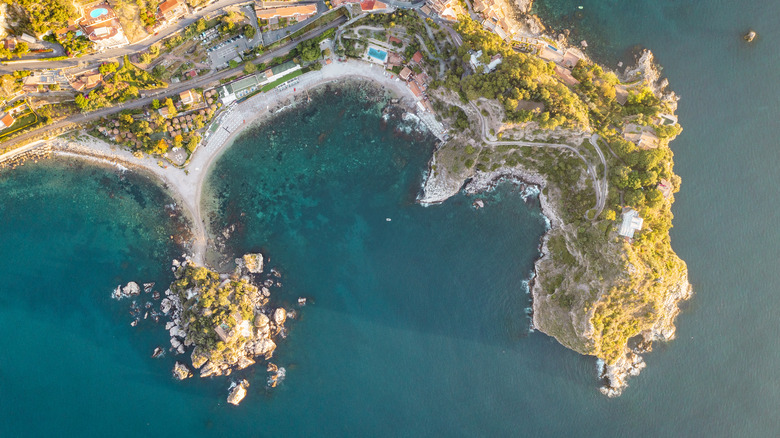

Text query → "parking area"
[207,35,249,68]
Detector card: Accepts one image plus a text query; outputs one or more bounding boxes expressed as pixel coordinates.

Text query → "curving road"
[0,0,250,73]
[468,101,609,219]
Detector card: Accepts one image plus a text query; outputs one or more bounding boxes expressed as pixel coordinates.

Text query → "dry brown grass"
[108,0,150,43]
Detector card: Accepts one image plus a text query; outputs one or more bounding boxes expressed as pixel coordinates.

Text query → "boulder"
[200,361,220,378]
[191,348,209,369]
[173,361,192,380]
[237,356,255,370]
[254,313,269,328]
[243,253,264,274]
[253,338,276,358]
[123,282,141,296]
[227,380,249,406]
[274,308,286,325]
[744,30,757,42]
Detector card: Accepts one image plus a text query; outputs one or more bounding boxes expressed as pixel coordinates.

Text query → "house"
[19,33,36,44]
[388,36,402,45]
[615,85,629,105]
[427,0,462,20]
[657,179,673,199]
[554,65,580,86]
[4,36,16,51]
[331,0,388,10]
[408,81,423,99]
[69,70,103,91]
[623,128,659,149]
[399,66,412,81]
[215,323,234,343]
[157,0,188,22]
[618,208,643,239]
[179,89,200,106]
[469,50,502,73]
[80,3,129,50]
[255,4,317,22]
[561,50,583,68]
[0,113,15,129]
[411,51,423,64]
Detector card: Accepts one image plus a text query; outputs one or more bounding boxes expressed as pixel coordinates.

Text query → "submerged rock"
[173,361,192,380]
[227,380,249,406]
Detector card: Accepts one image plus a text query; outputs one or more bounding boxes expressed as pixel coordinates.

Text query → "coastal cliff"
[420,38,691,395]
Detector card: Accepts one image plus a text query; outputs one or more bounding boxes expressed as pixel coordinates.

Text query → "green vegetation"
[171,265,257,364]
[75,57,166,112]
[5,0,76,35]
[445,16,588,130]
[260,69,303,92]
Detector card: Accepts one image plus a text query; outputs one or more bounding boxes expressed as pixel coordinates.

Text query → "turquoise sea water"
[3,1,780,435]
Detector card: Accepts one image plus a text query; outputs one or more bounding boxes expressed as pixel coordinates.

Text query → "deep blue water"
[2,1,780,435]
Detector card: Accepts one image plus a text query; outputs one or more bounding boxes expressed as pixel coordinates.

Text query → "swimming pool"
[368,47,387,62]
[90,8,109,18]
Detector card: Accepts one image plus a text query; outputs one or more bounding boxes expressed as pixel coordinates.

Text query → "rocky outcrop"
[744,30,757,42]
[173,361,192,380]
[227,380,249,406]
[241,253,264,274]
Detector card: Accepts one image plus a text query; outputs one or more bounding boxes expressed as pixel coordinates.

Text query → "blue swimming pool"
[368,47,387,62]
[90,8,108,18]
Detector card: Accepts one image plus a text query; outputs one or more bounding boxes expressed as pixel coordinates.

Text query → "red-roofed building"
[412,51,423,63]
[408,81,423,98]
[157,0,188,22]
[0,113,15,129]
[388,36,402,44]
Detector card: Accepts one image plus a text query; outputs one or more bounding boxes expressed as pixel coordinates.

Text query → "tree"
[140,53,152,64]
[244,62,257,74]
[165,98,177,116]
[173,134,184,148]
[13,42,29,58]
[99,62,119,76]
[229,59,239,69]
[151,138,169,155]
[152,99,161,109]
[244,24,256,39]
[297,39,321,62]
[74,94,88,110]
[149,43,160,56]
[186,135,199,153]
[49,83,60,91]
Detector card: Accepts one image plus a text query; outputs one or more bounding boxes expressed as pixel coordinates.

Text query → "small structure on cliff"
[618,208,644,239]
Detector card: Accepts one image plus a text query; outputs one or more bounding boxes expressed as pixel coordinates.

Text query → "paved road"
[0,0,251,73]
[468,101,608,220]
[1,16,346,149]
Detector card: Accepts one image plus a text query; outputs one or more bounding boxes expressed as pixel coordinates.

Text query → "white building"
[618,208,644,239]
[469,50,502,74]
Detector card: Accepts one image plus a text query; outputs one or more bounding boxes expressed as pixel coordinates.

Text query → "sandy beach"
[8,59,439,265]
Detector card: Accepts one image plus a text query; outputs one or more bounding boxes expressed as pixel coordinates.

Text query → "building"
[79,3,129,50]
[331,0,388,10]
[623,128,659,149]
[469,50,502,74]
[554,65,579,86]
[657,179,673,199]
[179,89,201,106]
[255,4,317,22]
[0,113,15,129]
[399,66,412,81]
[157,0,188,22]
[427,0,463,21]
[19,33,36,44]
[618,208,643,239]
[411,51,423,64]
[4,36,16,51]
[69,70,103,91]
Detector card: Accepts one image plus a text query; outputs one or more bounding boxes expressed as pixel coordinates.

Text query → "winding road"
[468,101,609,219]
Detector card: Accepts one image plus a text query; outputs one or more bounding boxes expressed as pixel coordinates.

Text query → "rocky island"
[116,253,290,405]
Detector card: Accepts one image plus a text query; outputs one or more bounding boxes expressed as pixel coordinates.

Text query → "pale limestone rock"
[173,361,192,380]
[227,380,249,406]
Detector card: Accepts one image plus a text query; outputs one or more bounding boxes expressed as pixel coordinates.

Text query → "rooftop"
[618,208,643,239]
